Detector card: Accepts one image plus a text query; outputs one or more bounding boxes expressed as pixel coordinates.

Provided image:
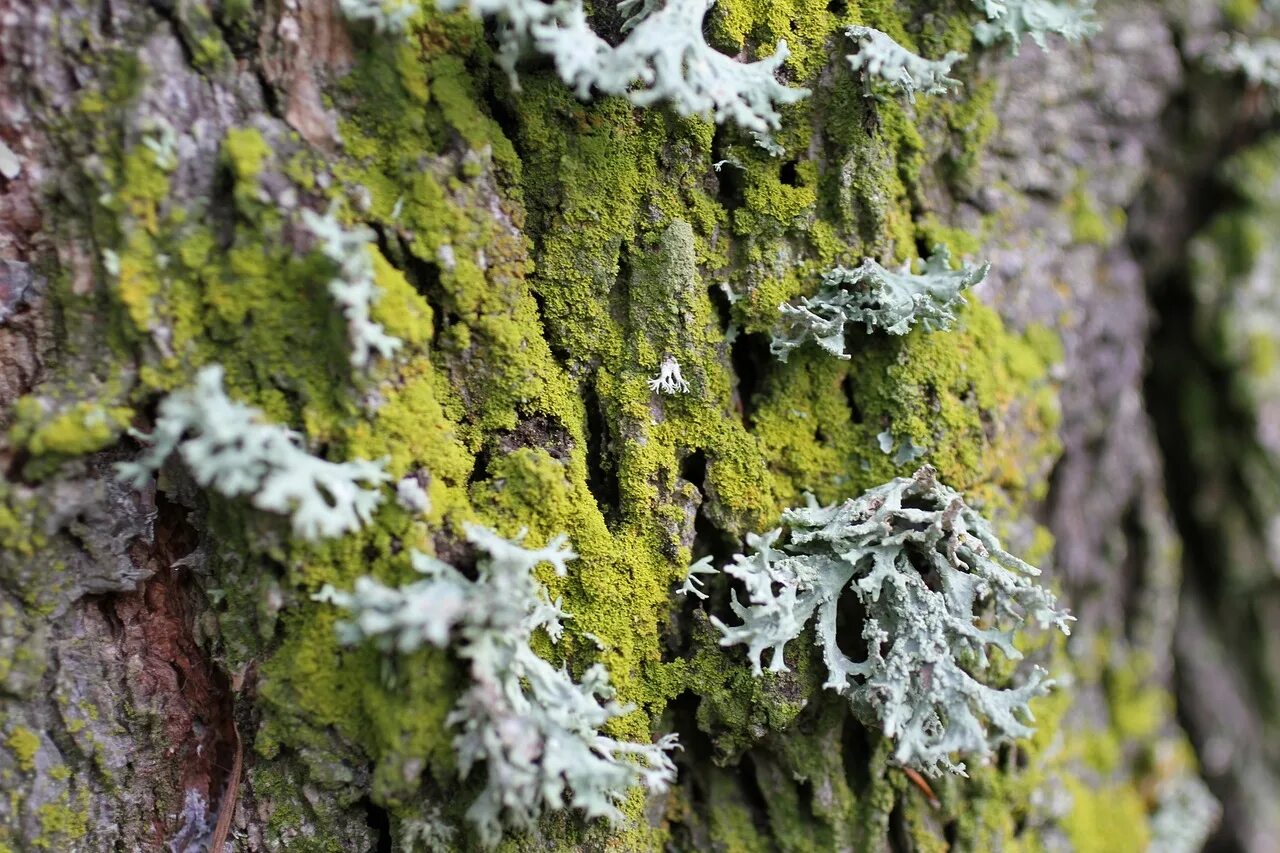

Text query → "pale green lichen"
[338,0,417,32]
[1207,35,1280,92]
[771,246,988,361]
[316,524,677,846]
[436,0,808,136]
[300,205,403,370]
[708,466,1072,776]
[117,365,390,540]
[846,26,964,101]
[970,0,1099,53]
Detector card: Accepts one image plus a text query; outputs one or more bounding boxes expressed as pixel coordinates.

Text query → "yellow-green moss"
[1062,778,1152,852]
[34,790,89,850]
[41,0,1088,847]
[5,728,39,773]
[9,398,133,461]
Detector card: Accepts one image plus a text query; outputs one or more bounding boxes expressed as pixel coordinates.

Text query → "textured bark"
[0,0,1271,850]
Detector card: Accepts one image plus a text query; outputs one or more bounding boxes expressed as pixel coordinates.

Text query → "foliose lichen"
[706,465,1073,776]
[771,245,988,361]
[315,523,678,846]
[116,365,390,540]
[970,0,1100,53]
[337,0,417,33]
[435,0,809,136]
[300,205,403,371]
[845,26,965,101]
[1207,35,1280,93]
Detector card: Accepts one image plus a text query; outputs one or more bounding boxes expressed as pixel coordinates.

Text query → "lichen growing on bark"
[0,0,1221,849]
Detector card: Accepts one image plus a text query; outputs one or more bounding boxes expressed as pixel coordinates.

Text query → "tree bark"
[0,0,1269,850]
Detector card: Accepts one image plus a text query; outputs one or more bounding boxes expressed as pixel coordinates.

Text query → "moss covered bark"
[0,0,1248,850]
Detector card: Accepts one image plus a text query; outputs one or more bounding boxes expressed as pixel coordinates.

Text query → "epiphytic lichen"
[1207,36,1280,92]
[706,466,1073,776]
[435,0,808,136]
[116,365,390,540]
[771,246,988,361]
[165,790,211,853]
[1148,774,1222,853]
[970,0,1099,53]
[315,524,678,846]
[648,357,691,395]
[845,26,964,101]
[337,0,417,33]
[300,206,403,370]
[679,556,716,600]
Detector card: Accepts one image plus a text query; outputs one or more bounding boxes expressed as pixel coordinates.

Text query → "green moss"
[5,728,39,772]
[1105,654,1169,742]
[34,791,89,849]
[1062,778,1151,852]
[223,126,271,183]
[754,301,1061,513]
[37,0,1073,847]
[1064,179,1116,246]
[1221,0,1261,28]
[8,399,133,469]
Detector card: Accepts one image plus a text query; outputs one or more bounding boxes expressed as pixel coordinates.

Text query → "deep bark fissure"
[1135,50,1280,849]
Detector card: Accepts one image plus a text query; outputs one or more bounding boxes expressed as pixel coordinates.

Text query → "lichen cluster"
[1,0,1202,849]
[705,466,1073,776]
[316,524,677,845]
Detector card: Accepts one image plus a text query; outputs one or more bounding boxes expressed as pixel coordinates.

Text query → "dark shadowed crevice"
[688,495,733,568]
[841,713,872,792]
[387,233,450,344]
[359,796,393,853]
[887,798,911,853]
[842,371,865,424]
[730,332,771,427]
[708,280,733,334]
[468,443,492,487]
[529,288,575,369]
[1117,502,1148,644]
[711,126,746,214]
[736,753,775,841]
[779,160,799,188]
[609,245,633,335]
[582,380,620,526]
[679,449,706,495]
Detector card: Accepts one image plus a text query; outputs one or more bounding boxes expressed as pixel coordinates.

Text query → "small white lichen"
[315,524,678,846]
[300,206,403,370]
[0,139,20,180]
[648,356,691,395]
[876,430,928,465]
[141,118,180,172]
[678,555,716,600]
[116,365,390,541]
[1147,773,1222,853]
[337,0,416,33]
[845,26,964,101]
[705,466,1073,777]
[396,476,431,514]
[399,809,456,852]
[165,789,211,853]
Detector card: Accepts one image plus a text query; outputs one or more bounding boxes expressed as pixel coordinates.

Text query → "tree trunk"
[0,0,1271,850]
